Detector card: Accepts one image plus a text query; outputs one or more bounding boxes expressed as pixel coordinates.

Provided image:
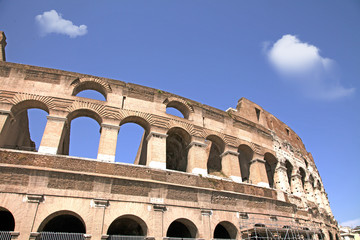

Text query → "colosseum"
[0,31,339,240]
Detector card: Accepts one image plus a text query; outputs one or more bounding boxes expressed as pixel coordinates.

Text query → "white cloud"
[341,218,360,228]
[265,34,355,100]
[35,10,87,38]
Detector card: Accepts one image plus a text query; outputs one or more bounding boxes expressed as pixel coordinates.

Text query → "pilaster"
[220,146,242,183]
[146,131,167,170]
[38,116,67,154]
[97,123,120,162]
[186,140,208,176]
[249,158,269,187]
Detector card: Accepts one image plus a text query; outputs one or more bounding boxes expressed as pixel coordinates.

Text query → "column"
[249,158,269,188]
[274,162,290,192]
[38,116,67,154]
[97,123,120,162]
[221,146,242,183]
[146,131,167,170]
[187,140,208,176]
[304,180,315,202]
[201,209,212,240]
[291,172,304,198]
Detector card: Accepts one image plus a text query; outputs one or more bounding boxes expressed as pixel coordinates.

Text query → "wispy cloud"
[264,34,355,100]
[35,10,87,38]
[341,218,360,228]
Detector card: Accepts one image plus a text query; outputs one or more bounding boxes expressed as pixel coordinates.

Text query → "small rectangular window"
[286,128,290,135]
[255,108,260,121]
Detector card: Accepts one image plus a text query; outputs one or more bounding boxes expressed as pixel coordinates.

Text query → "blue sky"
[1,0,359,227]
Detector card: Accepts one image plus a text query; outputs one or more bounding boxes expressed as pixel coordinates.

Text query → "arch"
[164,98,193,119]
[166,218,198,238]
[206,134,225,175]
[38,210,86,233]
[285,160,293,188]
[264,152,278,188]
[329,231,334,240]
[238,144,254,183]
[299,167,306,189]
[67,108,103,126]
[71,77,111,100]
[213,221,237,239]
[10,99,49,117]
[309,175,315,188]
[0,100,49,151]
[0,207,15,231]
[166,127,191,172]
[107,214,147,236]
[120,116,151,134]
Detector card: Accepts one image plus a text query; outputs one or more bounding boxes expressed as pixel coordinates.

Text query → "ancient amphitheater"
[0,31,339,240]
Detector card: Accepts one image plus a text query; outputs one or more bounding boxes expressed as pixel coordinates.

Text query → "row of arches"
[0,207,237,239]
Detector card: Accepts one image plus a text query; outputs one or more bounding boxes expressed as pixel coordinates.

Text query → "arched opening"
[76,89,106,101]
[67,110,102,159]
[214,221,237,239]
[285,160,293,188]
[318,231,325,240]
[0,100,49,152]
[165,100,190,119]
[71,80,108,101]
[166,219,197,238]
[206,135,225,175]
[264,153,278,188]
[166,107,185,118]
[166,127,191,172]
[0,208,15,231]
[299,167,306,189]
[336,234,340,240]
[38,211,86,233]
[329,231,334,240]
[116,121,147,165]
[238,145,253,183]
[107,215,147,236]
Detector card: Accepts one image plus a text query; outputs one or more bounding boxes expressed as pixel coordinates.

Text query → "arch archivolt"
[163,97,194,112]
[164,216,200,238]
[9,93,53,116]
[167,119,196,138]
[71,77,112,96]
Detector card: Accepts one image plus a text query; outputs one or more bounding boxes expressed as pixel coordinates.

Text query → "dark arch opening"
[0,208,15,231]
[0,101,49,152]
[107,216,147,236]
[214,221,237,239]
[39,214,85,233]
[329,231,334,240]
[285,160,293,188]
[206,135,225,175]
[238,145,253,183]
[299,167,306,189]
[264,153,278,188]
[166,219,197,238]
[166,128,191,172]
[76,89,106,101]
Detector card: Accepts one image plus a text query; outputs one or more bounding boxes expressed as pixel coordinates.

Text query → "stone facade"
[0,32,339,240]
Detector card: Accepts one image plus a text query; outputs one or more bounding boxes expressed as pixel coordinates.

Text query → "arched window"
[116,116,150,165]
[38,211,86,234]
[285,160,293,188]
[166,219,197,238]
[66,110,102,159]
[0,100,49,152]
[214,221,237,239]
[238,145,253,183]
[206,135,225,175]
[0,207,15,231]
[76,89,106,101]
[299,168,306,189]
[166,127,191,172]
[107,215,147,236]
[164,99,191,119]
[166,107,185,118]
[264,153,278,188]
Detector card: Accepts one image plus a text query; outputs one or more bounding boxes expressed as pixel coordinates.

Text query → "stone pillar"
[274,162,290,192]
[38,116,67,154]
[304,180,315,202]
[291,173,304,198]
[249,158,269,187]
[0,31,6,61]
[321,190,333,215]
[146,131,167,170]
[187,140,208,176]
[97,123,120,162]
[152,204,167,240]
[201,209,212,240]
[221,146,242,183]
[314,186,324,209]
